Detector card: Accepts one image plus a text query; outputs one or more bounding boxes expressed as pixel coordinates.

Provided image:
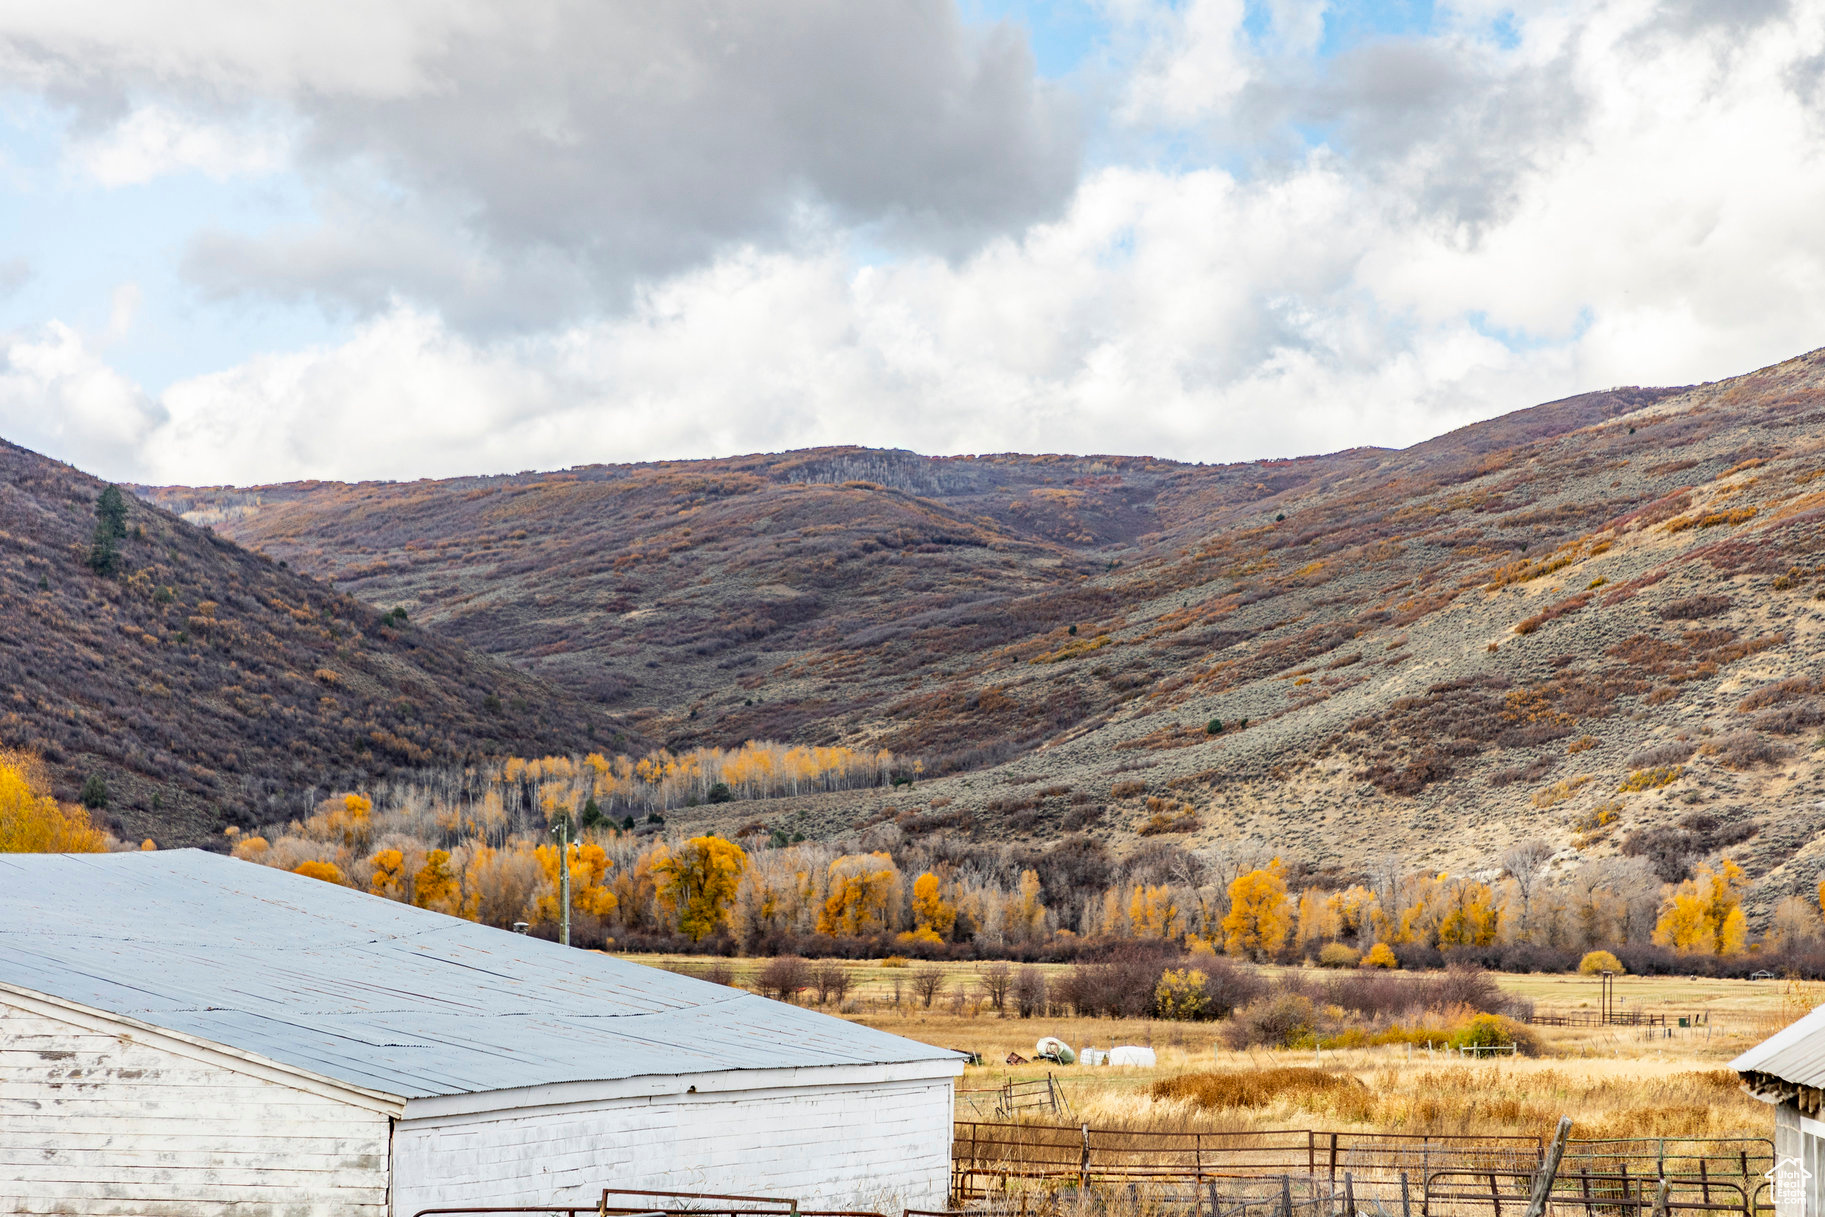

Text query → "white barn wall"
[0,991,394,1217]
[394,1073,956,1214]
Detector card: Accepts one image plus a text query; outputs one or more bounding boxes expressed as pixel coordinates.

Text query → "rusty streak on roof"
[0,850,957,1100]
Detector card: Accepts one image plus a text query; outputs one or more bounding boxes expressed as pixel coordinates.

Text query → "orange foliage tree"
[293,860,347,885]
[819,852,901,936]
[907,871,957,943]
[655,836,745,941]
[0,752,110,853]
[1654,859,1747,955]
[1222,861,1290,960]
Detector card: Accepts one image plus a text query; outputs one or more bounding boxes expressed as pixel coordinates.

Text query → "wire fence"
[950,1124,1774,1217]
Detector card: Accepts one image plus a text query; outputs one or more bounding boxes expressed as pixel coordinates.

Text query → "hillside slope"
[148,352,1825,900]
[0,441,639,845]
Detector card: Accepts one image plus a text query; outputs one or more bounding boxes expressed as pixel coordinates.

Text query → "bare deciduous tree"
[978,960,1013,1012]
[911,964,947,1009]
[1502,839,1555,942]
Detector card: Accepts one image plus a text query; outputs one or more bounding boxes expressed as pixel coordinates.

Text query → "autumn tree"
[819,852,901,936]
[908,871,957,943]
[1222,861,1290,961]
[369,848,408,900]
[413,849,461,915]
[1654,859,1747,955]
[1435,877,1501,947]
[657,835,747,941]
[293,860,347,885]
[0,752,110,853]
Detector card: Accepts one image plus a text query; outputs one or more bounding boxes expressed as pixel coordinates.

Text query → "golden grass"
[620,956,1781,1142]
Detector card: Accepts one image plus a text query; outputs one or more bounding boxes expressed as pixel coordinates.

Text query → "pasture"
[623,954,1803,1142]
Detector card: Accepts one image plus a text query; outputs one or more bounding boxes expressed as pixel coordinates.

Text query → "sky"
[1,0,1823,486]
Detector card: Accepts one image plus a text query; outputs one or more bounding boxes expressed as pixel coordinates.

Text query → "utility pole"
[555,814,571,947]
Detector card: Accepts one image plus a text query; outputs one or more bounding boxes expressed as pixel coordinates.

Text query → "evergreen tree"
[78,774,110,811]
[87,486,128,576]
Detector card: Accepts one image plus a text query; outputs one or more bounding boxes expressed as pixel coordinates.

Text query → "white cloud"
[0,322,164,478]
[71,106,289,186]
[6,1,1825,486]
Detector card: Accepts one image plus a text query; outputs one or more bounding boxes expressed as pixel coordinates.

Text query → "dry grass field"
[629,954,1808,1143]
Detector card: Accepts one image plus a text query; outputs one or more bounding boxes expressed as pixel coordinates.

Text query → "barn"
[0,849,964,1216]
[1734,1004,1825,1217]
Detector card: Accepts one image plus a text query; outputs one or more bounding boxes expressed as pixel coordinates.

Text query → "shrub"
[292,860,346,885]
[755,955,810,1002]
[1703,731,1789,770]
[1223,993,1316,1049]
[1448,1013,1540,1056]
[1620,766,1683,792]
[1425,963,1506,1015]
[810,960,853,1005]
[1058,953,1170,1017]
[1579,949,1625,975]
[1624,742,1694,769]
[1110,780,1147,798]
[1156,968,1215,1019]
[77,774,109,810]
[1318,943,1361,968]
[1362,942,1398,969]
[1014,964,1048,1017]
[1152,1068,1366,1111]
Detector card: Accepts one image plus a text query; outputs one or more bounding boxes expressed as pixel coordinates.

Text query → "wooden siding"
[394,1075,956,1213]
[0,995,392,1217]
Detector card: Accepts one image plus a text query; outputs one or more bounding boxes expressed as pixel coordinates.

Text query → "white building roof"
[1734,1000,1825,1091]
[0,850,958,1100]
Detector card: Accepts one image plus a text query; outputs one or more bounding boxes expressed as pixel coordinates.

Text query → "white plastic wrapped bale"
[1108,1046,1156,1067]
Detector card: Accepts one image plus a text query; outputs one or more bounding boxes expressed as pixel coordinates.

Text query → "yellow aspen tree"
[1128,884,1181,939]
[1654,859,1746,955]
[1295,887,1340,950]
[293,860,347,885]
[657,836,748,941]
[413,849,462,915]
[1222,861,1290,960]
[368,848,407,901]
[1007,869,1047,942]
[818,852,901,936]
[0,753,109,853]
[1436,878,1501,946]
[909,872,957,941]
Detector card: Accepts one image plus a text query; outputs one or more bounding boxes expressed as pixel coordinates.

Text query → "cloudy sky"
[1,0,1822,486]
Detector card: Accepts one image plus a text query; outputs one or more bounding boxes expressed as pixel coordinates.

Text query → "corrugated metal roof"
[1732,1001,1825,1090]
[0,850,958,1100]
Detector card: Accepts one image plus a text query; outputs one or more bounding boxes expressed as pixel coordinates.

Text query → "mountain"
[143,350,1825,901]
[0,440,640,846]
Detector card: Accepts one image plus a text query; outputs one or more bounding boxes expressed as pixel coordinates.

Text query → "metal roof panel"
[0,851,958,1100]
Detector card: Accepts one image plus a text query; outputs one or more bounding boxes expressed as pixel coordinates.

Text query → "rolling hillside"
[0,440,640,845]
[144,351,1825,900]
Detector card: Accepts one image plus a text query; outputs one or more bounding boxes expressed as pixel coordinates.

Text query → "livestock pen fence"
[951,1123,1775,1217]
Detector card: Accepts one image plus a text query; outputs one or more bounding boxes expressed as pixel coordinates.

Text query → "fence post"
[1283,1174,1294,1217]
[1345,1172,1356,1217]
[1330,1133,1340,1188]
[1651,1178,1669,1217]
[1400,1172,1411,1217]
[1081,1122,1091,1189]
[1524,1118,1575,1217]
[1310,1132,1317,1180]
